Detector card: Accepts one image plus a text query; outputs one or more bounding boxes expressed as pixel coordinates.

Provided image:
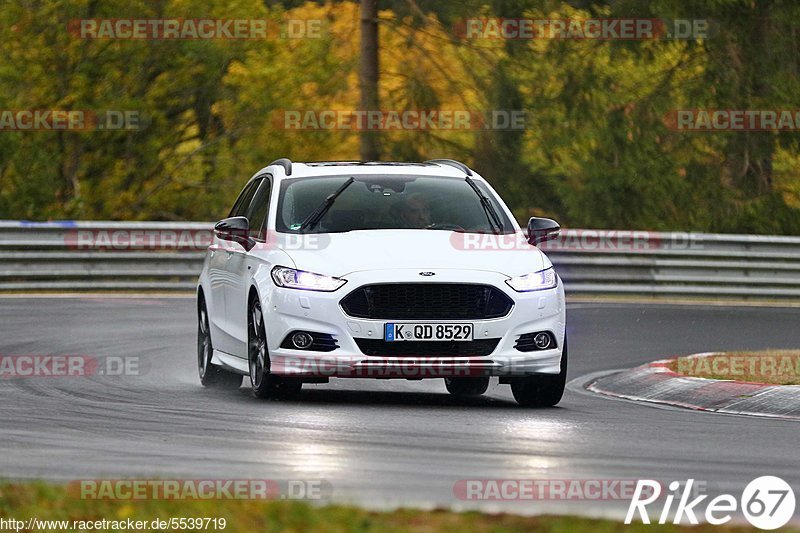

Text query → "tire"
[248,295,302,400]
[510,335,568,407]
[198,297,243,389]
[444,377,490,397]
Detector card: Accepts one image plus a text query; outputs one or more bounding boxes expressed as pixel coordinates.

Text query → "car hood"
[268,229,548,278]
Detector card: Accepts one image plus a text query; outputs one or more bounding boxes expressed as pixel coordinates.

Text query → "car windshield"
[276,175,515,234]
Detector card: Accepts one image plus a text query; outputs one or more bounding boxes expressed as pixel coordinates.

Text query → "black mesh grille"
[354,338,499,357]
[340,284,513,320]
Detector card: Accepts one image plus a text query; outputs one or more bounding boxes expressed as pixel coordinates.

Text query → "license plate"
[384,323,474,342]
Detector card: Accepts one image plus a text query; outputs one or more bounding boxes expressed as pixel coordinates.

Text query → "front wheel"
[510,335,567,407]
[198,297,242,389]
[248,296,302,400]
[444,377,490,397]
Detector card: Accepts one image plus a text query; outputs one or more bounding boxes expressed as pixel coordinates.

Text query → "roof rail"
[269,158,293,176]
[424,159,472,176]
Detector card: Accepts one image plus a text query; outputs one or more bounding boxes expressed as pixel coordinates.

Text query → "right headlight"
[271,266,346,292]
[506,267,558,292]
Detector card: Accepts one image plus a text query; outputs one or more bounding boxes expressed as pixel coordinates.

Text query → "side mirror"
[214,216,255,251]
[527,217,560,246]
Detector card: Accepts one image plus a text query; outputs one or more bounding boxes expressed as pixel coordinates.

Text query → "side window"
[228,179,261,218]
[245,177,272,241]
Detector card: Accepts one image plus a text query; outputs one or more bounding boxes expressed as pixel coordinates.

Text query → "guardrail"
[1,221,800,298]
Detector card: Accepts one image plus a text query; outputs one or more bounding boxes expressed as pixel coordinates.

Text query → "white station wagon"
[197,159,566,406]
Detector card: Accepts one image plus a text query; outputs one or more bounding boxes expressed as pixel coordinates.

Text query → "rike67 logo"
[626,477,796,530]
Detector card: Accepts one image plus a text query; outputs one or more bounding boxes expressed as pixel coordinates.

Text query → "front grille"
[340,283,513,320]
[354,338,499,357]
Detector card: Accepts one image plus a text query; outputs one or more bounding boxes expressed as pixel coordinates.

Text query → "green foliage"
[0,0,799,234]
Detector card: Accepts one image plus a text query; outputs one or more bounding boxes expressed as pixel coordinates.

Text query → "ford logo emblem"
[419,272,435,276]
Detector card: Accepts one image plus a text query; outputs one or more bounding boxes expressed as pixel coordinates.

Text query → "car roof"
[250,161,486,182]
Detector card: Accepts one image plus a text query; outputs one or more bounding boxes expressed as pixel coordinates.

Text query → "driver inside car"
[392,194,432,228]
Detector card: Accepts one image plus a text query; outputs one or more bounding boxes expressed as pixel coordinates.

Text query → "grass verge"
[0,482,784,532]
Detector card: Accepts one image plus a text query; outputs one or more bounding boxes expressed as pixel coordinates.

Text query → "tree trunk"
[359,0,380,160]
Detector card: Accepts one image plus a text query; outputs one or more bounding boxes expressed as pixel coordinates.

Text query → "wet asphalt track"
[0,296,798,518]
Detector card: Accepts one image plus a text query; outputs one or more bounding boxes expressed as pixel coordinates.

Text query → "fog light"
[291,332,314,349]
[533,332,551,349]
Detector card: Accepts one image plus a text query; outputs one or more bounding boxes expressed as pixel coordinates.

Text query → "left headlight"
[506,267,558,292]
[271,266,347,292]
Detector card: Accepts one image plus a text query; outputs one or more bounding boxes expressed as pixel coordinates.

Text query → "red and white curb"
[587,353,800,420]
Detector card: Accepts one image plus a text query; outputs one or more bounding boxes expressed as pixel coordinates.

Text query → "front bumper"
[262,269,566,378]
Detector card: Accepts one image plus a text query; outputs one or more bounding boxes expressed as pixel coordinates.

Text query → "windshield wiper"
[299,177,355,231]
[465,176,503,234]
